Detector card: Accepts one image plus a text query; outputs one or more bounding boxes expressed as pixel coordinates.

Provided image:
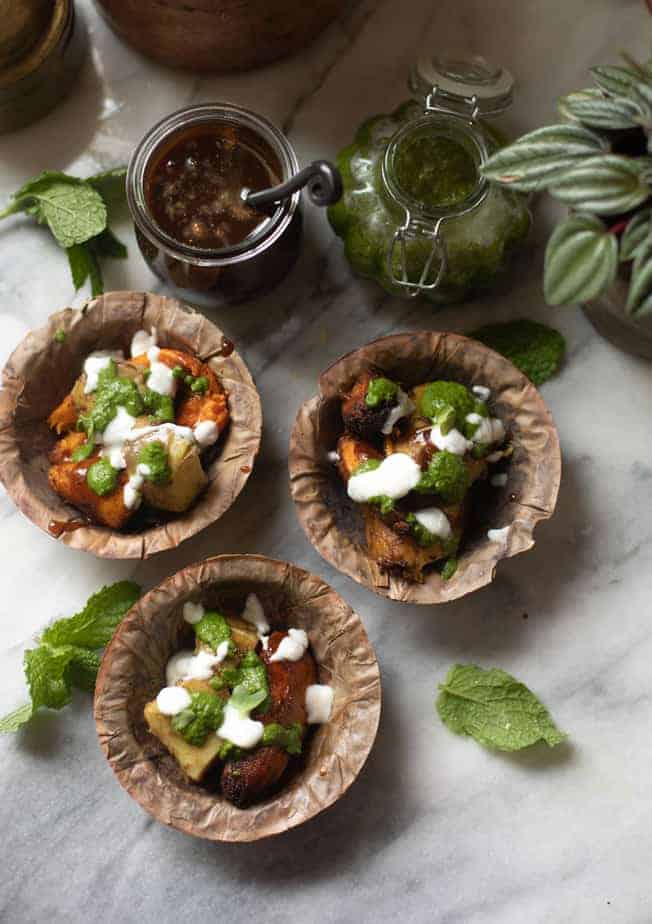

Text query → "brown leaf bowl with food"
[289,331,561,605]
[94,554,382,842]
[0,291,262,558]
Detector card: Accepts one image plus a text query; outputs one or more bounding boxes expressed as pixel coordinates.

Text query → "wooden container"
[0,0,85,133]
[94,0,346,73]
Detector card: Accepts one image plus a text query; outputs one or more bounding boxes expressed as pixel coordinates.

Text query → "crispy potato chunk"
[132,347,230,435]
[144,679,224,783]
[364,501,465,581]
[341,368,394,441]
[336,434,383,482]
[126,431,207,514]
[48,445,132,530]
[220,630,317,807]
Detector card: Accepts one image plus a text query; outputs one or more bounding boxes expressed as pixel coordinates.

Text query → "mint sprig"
[437,664,566,751]
[0,168,128,297]
[0,581,140,733]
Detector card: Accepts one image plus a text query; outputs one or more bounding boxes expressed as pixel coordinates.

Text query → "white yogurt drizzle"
[487,526,510,545]
[82,350,124,394]
[156,686,191,716]
[123,472,144,510]
[381,388,415,435]
[413,507,452,540]
[348,452,421,503]
[491,473,508,487]
[166,645,230,685]
[269,628,309,663]
[465,413,505,446]
[218,703,264,749]
[430,423,473,456]
[241,593,270,636]
[146,345,176,397]
[327,450,340,463]
[472,385,491,401]
[130,327,157,358]
[194,420,219,448]
[183,601,205,625]
[305,684,333,724]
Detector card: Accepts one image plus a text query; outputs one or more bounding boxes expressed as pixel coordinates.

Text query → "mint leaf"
[86,168,127,204]
[3,175,107,247]
[0,168,127,296]
[24,645,77,711]
[437,664,566,751]
[0,581,141,734]
[66,649,102,693]
[0,703,33,732]
[90,228,128,259]
[40,581,140,650]
[229,683,268,714]
[67,243,93,290]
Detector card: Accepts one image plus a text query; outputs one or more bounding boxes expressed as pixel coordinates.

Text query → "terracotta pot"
[94,0,346,73]
[583,274,652,360]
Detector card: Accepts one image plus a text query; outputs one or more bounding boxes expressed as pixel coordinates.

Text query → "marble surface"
[1,1,652,921]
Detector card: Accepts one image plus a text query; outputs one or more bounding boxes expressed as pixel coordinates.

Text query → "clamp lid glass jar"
[127,104,341,304]
[328,53,531,303]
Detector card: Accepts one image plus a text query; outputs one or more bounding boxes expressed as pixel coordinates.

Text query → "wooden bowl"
[95,0,346,73]
[94,554,382,841]
[289,331,561,604]
[0,291,262,558]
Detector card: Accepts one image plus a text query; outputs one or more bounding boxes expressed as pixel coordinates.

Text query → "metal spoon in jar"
[241,160,342,209]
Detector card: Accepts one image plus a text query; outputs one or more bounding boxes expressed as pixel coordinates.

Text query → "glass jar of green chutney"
[328,54,531,302]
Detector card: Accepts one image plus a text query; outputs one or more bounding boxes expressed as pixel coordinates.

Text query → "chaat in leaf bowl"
[94,554,381,841]
[289,331,561,604]
[0,291,261,558]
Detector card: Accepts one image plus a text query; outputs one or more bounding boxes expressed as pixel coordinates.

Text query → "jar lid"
[409,53,514,116]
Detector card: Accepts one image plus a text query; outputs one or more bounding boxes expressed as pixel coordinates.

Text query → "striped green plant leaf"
[544,213,618,305]
[591,64,646,98]
[548,155,651,215]
[558,91,644,130]
[557,88,602,122]
[620,209,652,261]
[627,233,652,316]
[481,124,606,193]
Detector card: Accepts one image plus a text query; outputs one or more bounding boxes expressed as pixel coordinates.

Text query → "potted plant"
[482,53,652,358]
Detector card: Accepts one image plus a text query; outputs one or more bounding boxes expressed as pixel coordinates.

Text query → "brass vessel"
[0,0,85,133]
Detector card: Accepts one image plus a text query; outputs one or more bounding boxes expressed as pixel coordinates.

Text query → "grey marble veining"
[1,1,652,922]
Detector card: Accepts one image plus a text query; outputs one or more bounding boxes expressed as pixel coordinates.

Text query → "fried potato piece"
[48,359,145,435]
[364,501,465,581]
[220,630,317,807]
[48,447,132,530]
[133,347,230,434]
[126,430,207,514]
[341,368,395,441]
[226,616,259,653]
[194,614,259,658]
[384,424,489,485]
[144,679,225,783]
[336,433,383,483]
[48,393,78,435]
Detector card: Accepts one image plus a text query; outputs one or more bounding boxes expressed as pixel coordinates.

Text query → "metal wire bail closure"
[388,213,449,296]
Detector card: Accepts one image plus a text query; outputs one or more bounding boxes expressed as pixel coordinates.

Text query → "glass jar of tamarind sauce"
[127,104,303,304]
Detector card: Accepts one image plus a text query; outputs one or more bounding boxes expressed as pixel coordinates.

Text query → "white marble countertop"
[1,1,652,921]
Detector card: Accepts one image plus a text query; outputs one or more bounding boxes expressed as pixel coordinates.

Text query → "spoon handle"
[243,160,342,209]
